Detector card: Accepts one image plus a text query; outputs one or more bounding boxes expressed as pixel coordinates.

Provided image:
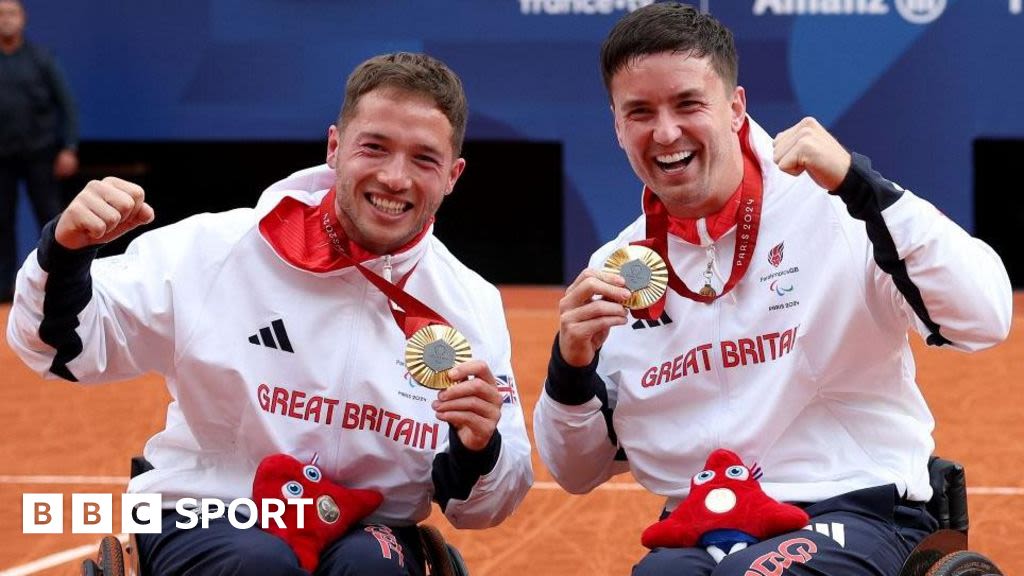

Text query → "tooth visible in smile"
[656,151,693,163]
[369,194,408,215]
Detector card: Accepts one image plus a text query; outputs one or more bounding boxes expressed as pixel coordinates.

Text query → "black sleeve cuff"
[35,216,101,382]
[37,215,101,275]
[449,427,501,476]
[431,428,502,509]
[831,152,905,219]
[544,333,601,405]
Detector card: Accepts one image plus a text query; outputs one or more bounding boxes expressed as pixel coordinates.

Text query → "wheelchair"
[896,457,1002,576]
[81,457,470,576]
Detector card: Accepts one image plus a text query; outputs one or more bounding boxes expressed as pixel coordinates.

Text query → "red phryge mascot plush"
[641,449,810,562]
[252,454,383,571]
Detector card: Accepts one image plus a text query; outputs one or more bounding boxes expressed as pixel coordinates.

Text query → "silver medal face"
[422,339,457,372]
[620,259,652,292]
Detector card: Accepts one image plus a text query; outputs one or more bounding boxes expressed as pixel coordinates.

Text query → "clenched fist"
[773,117,852,192]
[55,177,155,250]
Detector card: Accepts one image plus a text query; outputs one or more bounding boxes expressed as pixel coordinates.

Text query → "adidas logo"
[803,521,846,547]
[631,311,674,330]
[248,319,294,353]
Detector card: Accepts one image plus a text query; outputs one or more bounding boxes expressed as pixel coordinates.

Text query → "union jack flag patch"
[495,374,519,405]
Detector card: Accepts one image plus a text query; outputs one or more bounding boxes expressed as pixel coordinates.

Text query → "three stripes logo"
[631,310,673,330]
[803,522,846,547]
[248,319,294,353]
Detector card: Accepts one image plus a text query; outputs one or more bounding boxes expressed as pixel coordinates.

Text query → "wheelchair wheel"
[81,559,101,576]
[925,550,1003,576]
[444,541,470,576]
[97,535,125,576]
[419,524,457,576]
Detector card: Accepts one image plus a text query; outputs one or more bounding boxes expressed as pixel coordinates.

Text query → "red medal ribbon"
[318,204,448,340]
[631,120,764,319]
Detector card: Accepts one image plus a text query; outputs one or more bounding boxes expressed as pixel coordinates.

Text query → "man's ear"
[446,157,466,195]
[326,124,340,169]
[730,86,747,133]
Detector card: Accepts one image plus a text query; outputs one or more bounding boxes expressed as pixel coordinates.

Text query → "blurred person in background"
[0,0,78,303]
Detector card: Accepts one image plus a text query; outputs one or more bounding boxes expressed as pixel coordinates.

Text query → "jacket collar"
[256,164,431,276]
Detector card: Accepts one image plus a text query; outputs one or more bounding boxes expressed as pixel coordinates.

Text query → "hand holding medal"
[405,325,472,390]
[602,245,669,310]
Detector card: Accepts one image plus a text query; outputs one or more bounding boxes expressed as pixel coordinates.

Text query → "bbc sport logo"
[22,493,314,534]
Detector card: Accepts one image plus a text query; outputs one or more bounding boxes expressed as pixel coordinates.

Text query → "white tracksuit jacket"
[534,118,1012,511]
[7,165,533,529]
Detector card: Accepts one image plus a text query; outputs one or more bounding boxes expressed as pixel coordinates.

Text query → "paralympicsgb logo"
[894,0,946,24]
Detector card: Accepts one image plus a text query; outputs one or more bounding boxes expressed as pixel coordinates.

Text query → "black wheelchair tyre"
[925,551,1003,576]
[445,542,470,576]
[97,536,125,576]
[81,559,101,576]
[419,524,457,576]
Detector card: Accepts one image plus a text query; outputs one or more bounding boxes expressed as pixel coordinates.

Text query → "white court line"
[533,481,1024,495]
[0,535,125,576]
[505,308,558,318]
[2,475,1022,495]
[0,475,129,485]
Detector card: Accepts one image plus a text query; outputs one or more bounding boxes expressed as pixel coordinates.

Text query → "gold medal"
[699,284,717,298]
[404,325,472,390]
[603,245,669,310]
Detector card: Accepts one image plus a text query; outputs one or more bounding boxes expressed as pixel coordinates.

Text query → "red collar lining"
[659,121,761,245]
[258,187,430,273]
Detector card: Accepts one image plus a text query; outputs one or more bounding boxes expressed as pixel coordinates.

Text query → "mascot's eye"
[303,465,322,483]
[725,465,750,480]
[693,470,716,485]
[281,481,304,498]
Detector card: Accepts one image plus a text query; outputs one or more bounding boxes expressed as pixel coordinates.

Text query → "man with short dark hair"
[7,52,532,575]
[534,4,1011,575]
[0,0,79,302]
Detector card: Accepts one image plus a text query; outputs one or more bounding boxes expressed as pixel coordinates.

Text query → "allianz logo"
[753,0,947,24]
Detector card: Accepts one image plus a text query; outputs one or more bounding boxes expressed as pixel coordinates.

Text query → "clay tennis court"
[1,290,1021,576]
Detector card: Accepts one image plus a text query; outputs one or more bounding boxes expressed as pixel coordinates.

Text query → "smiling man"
[7,52,532,576]
[533,4,1011,576]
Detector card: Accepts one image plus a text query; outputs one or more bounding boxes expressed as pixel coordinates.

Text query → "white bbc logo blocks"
[22,493,307,533]
[23,493,120,534]
[72,493,113,534]
[23,494,64,534]
[122,493,163,534]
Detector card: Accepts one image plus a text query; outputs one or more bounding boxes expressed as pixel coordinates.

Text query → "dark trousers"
[136,511,426,576]
[0,147,63,299]
[633,484,937,576]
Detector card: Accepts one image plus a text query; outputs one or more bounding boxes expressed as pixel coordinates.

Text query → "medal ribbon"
[319,210,448,339]
[631,121,764,319]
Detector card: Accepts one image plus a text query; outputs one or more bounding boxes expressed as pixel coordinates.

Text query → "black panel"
[974,140,1024,288]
